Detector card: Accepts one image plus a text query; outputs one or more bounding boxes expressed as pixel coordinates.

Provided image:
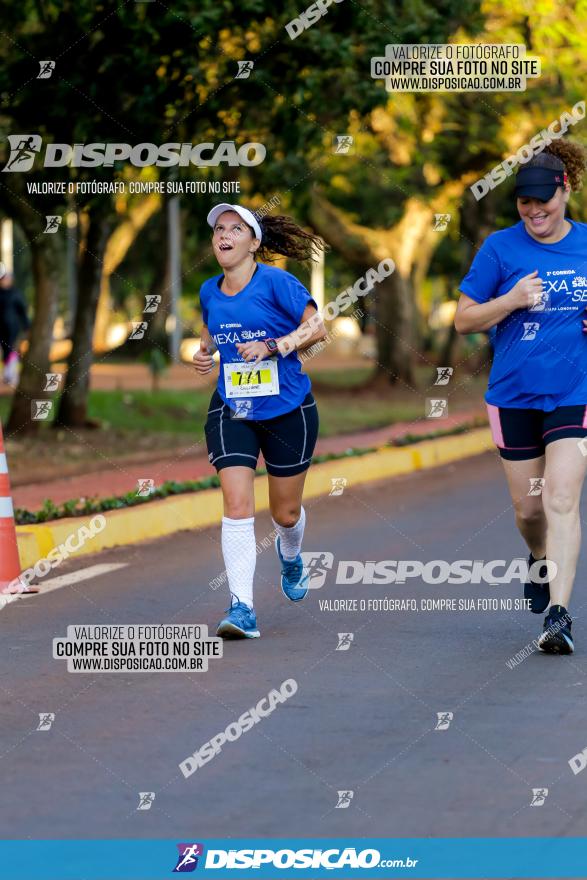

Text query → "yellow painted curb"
[15,427,493,570]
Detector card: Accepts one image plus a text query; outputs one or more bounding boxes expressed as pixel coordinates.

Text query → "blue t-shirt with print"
[459,220,587,410]
[200,262,316,419]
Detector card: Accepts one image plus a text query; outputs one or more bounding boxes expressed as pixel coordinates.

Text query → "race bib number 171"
[223,359,280,398]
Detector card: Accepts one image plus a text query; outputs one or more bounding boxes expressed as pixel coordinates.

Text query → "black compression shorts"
[487,403,587,460]
[204,390,319,477]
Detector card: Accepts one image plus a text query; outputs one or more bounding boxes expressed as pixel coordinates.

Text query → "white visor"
[207,203,262,241]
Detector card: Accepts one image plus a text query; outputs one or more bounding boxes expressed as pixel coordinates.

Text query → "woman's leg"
[269,470,309,555]
[269,470,310,600]
[260,394,318,597]
[219,466,256,608]
[541,438,587,609]
[500,455,547,558]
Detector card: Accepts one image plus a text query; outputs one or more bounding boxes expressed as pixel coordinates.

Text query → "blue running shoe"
[216,596,260,639]
[538,605,574,655]
[275,537,309,602]
[524,553,550,614]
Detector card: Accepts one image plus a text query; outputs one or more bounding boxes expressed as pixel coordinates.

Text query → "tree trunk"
[309,192,414,384]
[147,214,171,346]
[55,209,110,427]
[7,238,60,434]
[93,193,161,352]
[372,273,415,384]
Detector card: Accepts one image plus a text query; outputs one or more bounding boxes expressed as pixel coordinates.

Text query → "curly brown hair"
[254,214,326,263]
[526,139,587,191]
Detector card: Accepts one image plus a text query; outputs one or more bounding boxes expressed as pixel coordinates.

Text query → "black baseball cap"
[514,165,566,201]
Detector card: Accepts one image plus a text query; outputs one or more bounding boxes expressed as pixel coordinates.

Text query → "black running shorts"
[205,390,319,477]
[487,403,587,460]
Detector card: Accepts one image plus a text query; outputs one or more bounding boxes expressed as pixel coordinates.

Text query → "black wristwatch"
[264,338,279,356]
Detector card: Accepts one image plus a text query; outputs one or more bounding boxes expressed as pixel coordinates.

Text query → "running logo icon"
[335,790,354,809]
[31,400,53,421]
[522,322,540,340]
[130,321,148,340]
[435,711,453,731]
[44,216,62,234]
[336,632,354,651]
[528,477,545,497]
[235,61,254,79]
[233,400,253,419]
[301,551,334,589]
[529,290,549,311]
[36,713,55,731]
[173,843,204,872]
[2,134,42,172]
[434,367,453,386]
[530,788,548,806]
[426,398,448,419]
[333,135,354,154]
[137,479,155,497]
[37,60,55,79]
[137,792,155,810]
[144,294,161,313]
[44,373,62,391]
[433,213,451,231]
[329,477,347,496]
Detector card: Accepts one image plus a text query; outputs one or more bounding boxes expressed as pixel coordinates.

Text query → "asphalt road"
[1,451,587,845]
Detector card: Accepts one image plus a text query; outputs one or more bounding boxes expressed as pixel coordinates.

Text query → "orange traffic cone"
[0,421,24,594]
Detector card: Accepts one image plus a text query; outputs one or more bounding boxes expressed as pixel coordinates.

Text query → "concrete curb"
[15,427,494,570]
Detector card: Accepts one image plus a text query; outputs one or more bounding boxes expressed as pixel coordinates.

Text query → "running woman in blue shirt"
[456,140,587,654]
[193,204,327,639]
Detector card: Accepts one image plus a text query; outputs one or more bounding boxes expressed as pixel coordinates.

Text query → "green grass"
[308,366,375,388]
[0,397,10,423]
[315,396,423,437]
[87,389,210,434]
[86,389,427,438]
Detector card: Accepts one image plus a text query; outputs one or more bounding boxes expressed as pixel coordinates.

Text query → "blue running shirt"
[459,220,587,410]
[200,263,316,419]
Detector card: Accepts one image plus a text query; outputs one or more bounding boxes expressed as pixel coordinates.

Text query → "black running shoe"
[538,605,574,655]
[524,553,550,614]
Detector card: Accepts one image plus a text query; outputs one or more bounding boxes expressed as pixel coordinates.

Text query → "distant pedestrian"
[0,272,30,386]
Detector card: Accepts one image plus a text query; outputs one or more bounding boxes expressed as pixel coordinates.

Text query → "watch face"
[266,338,277,352]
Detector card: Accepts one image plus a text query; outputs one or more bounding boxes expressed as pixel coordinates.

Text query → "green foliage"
[142,348,168,372]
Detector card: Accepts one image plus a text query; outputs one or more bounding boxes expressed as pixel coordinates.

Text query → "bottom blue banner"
[1,838,587,879]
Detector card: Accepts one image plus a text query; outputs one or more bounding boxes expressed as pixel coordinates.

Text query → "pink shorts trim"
[543,423,586,438]
[486,403,504,448]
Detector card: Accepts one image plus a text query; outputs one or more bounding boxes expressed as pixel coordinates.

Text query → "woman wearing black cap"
[193,204,327,639]
[455,140,587,654]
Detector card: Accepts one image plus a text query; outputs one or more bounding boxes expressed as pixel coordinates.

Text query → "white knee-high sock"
[273,507,306,561]
[222,516,256,608]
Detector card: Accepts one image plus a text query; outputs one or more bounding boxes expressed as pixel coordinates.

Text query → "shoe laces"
[225,593,253,622]
[545,606,572,630]
[282,556,303,583]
